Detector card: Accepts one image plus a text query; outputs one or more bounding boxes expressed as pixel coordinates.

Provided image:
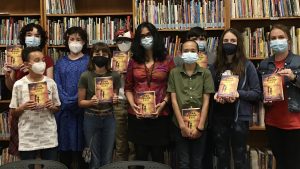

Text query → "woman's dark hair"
[269,24,292,46]
[186,27,208,40]
[131,22,166,63]
[214,28,247,76]
[19,23,47,49]
[88,42,112,71]
[63,26,88,53]
[22,47,43,62]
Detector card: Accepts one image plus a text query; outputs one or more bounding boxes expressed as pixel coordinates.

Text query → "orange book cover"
[95,76,114,103]
[196,52,208,68]
[182,108,201,130]
[262,74,284,102]
[111,51,129,73]
[136,91,156,118]
[28,81,48,109]
[5,45,23,69]
[218,75,239,97]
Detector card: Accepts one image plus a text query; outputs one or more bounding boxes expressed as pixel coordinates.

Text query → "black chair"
[0,160,68,169]
[99,161,172,169]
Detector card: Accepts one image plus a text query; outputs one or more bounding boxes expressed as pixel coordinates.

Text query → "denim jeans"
[173,125,207,169]
[19,147,58,169]
[83,113,116,169]
[212,118,249,169]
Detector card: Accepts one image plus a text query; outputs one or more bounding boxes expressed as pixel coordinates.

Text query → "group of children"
[3,22,300,169]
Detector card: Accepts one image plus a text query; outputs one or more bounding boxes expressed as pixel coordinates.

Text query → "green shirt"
[167,64,215,127]
[78,70,121,113]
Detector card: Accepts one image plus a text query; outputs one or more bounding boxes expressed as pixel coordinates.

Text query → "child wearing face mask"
[258,24,300,169]
[54,26,89,169]
[174,27,216,68]
[3,23,54,158]
[209,28,261,169]
[9,47,60,163]
[78,42,121,168]
[167,40,215,169]
[113,29,136,161]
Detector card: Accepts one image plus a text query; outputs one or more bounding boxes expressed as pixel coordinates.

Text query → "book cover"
[28,81,48,109]
[95,76,113,103]
[182,108,201,130]
[136,91,156,118]
[218,75,239,97]
[5,45,23,69]
[262,74,284,102]
[196,52,208,68]
[111,51,129,73]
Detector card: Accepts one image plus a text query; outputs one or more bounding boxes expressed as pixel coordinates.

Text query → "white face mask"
[141,36,153,49]
[31,62,46,75]
[196,40,207,52]
[69,41,83,54]
[181,52,199,64]
[25,36,41,47]
[117,41,132,52]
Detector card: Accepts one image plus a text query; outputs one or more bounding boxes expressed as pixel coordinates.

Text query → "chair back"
[0,160,68,169]
[99,161,172,169]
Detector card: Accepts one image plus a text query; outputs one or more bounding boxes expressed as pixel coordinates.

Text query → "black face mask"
[92,56,109,68]
[223,43,237,55]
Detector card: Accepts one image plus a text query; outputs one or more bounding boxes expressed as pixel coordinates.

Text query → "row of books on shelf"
[0,51,5,75]
[135,0,224,29]
[0,18,39,45]
[0,111,10,139]
[0,148,18,166]
[47,16,131,46]
[243,26,300,58]
[251,102,265,128]
[46,0,76,14]
[231,0,300,18]
[249,147,275,169]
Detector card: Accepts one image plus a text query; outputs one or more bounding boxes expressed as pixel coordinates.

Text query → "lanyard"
[144,62,155,88]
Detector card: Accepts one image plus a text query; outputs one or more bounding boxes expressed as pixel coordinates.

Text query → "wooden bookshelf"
[231,16,300,21]
[250,126,266,131]
[46,12,133,17]
[0,100,10,104]
[0,136,10,141]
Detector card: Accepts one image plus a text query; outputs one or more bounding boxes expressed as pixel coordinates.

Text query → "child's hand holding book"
[90,95,99,106]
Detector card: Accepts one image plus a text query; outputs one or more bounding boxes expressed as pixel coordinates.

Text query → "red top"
[15,55,54,80]
[265,59,300,129]
[125,57,175,116]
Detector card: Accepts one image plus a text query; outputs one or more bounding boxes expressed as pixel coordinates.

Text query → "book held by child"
[182,108,201,130]
[95,76,114,103]
[136,91,156,118]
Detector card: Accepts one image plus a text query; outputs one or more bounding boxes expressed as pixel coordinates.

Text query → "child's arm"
[11,100,36,117]
[171,92,191,138]
[78,88,98,108]
[45,100,60,113]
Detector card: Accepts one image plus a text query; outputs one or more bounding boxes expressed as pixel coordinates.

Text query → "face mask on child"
[31,62,46,75]
[117,41,132,52]
[92,56,109,68]
[141,36,153,50]
[196,40,207,52]
[25,36,41,47]
[69,41,83,54]
[223,43,237,55]
[270,39,288,54]
[181,52,199,64]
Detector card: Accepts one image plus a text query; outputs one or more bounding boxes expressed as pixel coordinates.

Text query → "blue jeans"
[174,125,207,169]
[84,113,116,169]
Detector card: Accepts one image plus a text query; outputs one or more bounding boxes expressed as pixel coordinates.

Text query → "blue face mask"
[196,40,207,52]
[181,52,199,64]
[270,39,288,54]
[25,36,41,47]
[141,36,153,49]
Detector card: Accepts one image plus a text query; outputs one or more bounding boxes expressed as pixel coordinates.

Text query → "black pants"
[59,151,88,169]
[266,125,300,169]
[134,144,165,163]
[212,118,249,169]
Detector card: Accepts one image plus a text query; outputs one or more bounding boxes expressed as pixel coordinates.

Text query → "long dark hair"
[214,28,247,76]
[131,22,166,63]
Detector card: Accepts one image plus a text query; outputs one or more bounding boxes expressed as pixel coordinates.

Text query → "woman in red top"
[125,22,174,163]
[3,23,54,156]
[258,24,300,169]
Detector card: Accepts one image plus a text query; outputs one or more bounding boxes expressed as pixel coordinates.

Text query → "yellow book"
[5,45,23,69]
[111,51,129,73]
[28,81,49,109]
[196,52,208,68]
[182,108,201,130]
[218,75,239,97]
[262,74,284,102]
[136,91,156,118]
[95,76,113,103]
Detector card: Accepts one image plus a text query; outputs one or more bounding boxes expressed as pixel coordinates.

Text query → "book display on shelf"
[134,0,224,30]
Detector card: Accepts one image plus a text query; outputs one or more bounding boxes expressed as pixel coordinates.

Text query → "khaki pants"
[114,100,135,161]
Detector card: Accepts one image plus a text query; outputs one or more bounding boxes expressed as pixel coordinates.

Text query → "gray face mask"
[141,36,153,49]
